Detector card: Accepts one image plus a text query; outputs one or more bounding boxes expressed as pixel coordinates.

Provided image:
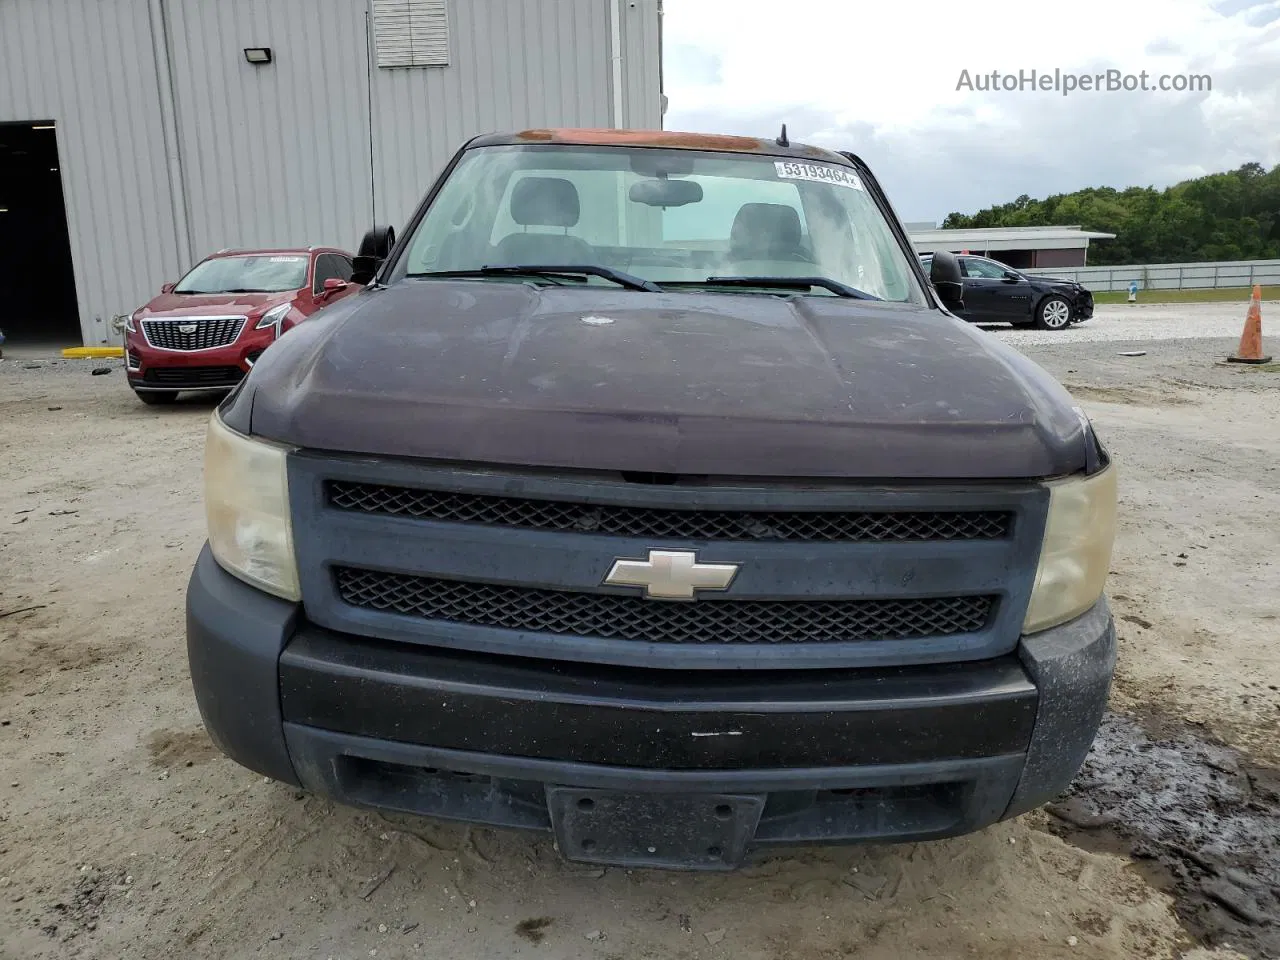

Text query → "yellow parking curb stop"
[62,346,124,359]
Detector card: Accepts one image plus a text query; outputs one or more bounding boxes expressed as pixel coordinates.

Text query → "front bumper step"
[279,629,1038,770]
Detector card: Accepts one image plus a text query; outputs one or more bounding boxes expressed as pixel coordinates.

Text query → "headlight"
[255,303,291,336]
[126,310,139,333]
[204,411,300,601]
[1023,461,1117,634]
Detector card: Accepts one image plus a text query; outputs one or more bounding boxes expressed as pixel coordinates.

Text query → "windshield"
[393,145,923,302]
[174,254,309,294]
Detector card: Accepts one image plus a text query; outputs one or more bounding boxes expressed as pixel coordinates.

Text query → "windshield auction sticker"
[774,161,863,190]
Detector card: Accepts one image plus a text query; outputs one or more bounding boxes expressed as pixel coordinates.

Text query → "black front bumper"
[129,366,245,391]
[187,546,1115,869]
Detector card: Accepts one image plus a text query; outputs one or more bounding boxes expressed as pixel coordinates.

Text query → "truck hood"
[232,280,1089,479]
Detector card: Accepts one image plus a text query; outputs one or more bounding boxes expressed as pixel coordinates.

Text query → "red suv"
[125,247,361,404]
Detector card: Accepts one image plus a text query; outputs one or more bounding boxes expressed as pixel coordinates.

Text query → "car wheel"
[135,390,178,405]
[1035,296,1072,331]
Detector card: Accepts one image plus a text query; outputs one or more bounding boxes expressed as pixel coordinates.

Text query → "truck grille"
[326,481,1013,543]
[294,456,1046,669]
[334,566,995,645]
[141,316,245,351]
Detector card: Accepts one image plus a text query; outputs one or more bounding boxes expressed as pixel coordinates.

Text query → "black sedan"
[920,254,1093,330]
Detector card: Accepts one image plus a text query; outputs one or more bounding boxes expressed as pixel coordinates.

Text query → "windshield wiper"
[682,276,880,300]
[410,265,661,292]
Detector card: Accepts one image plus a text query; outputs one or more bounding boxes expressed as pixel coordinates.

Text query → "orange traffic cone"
[1227,285,1272,364]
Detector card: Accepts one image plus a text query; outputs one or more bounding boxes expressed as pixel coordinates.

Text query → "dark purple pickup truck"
[187,128,1117,871]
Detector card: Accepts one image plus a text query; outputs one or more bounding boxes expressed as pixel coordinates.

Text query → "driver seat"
[728,203,810,262]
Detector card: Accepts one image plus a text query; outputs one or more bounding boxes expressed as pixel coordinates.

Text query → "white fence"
[1024,259,1280,292]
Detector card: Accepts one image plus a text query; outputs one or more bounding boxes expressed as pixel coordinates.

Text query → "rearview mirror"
[351,225,396,285]
[629,178,704,208]
[928,251,964,306]
[161,282,176,294]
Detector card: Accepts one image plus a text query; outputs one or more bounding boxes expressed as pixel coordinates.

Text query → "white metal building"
[0,0,663,346]
[906,224,1116,270]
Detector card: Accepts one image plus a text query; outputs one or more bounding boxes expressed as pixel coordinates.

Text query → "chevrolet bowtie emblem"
[603,549,739,600]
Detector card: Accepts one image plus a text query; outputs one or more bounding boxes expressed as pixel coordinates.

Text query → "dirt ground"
[1,320,1277,960]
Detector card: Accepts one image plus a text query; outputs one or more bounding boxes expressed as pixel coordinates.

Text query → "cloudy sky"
[662,0,1280,222]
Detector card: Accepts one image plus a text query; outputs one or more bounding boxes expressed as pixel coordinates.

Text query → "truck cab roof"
[470,128,855,166]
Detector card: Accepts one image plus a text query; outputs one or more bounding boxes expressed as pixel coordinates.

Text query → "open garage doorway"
[0,121,81,348]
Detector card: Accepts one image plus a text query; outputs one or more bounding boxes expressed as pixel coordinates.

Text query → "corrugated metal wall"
[369,0,619,228]
[620,0,663,132]
[0,0,661,345]
[0,0,185,346]
[165,0,376,259]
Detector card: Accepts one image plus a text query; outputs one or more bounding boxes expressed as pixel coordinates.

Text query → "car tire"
[135,390,178,405]
[1035,296,1073,331]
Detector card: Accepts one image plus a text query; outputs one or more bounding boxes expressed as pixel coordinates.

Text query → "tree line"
[941,162,1280,265]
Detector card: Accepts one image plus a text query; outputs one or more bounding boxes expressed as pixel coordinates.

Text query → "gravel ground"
[1,304,1276,960]
[988,299,1277,347]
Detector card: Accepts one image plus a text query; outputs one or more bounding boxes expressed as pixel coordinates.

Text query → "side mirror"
[319,278,349,300]
[928,251,964,307]
[351,225,396,286]
[1002,270,1021,282]
[161,282,176,294]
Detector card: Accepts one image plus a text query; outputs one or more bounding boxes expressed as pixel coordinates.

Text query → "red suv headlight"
[255,303,292,337]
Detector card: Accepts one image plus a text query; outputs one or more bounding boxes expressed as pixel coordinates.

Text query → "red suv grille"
[141,317,246,351]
